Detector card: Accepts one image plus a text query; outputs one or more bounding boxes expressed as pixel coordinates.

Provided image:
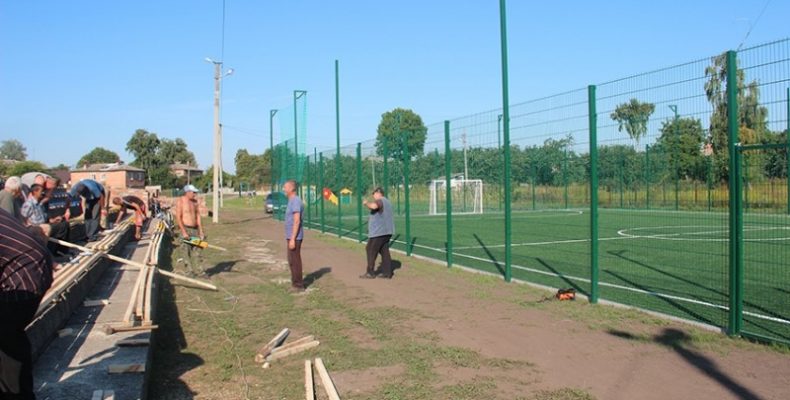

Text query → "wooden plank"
[83,299,110,307]
[313,358,341,400]
[123,266,146,326]
[266,340,320,362]
[103,324,158,335]
[272,335,316,353]
[108,364,145,374]
[305,359,315,400]
[254,328,290,363]
[115,338,150,347]
[48,238,218,291]
[135,266,149,318]
[143,262,155,323]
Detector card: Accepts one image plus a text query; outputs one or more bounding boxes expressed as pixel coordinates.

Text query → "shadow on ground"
[608,328,764,400]
[149,239,203,399]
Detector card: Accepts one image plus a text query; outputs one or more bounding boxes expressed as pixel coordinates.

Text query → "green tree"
[9,160,47,176]
[704,52,768,181]
[77,147,120,167]
[158,138,196,165]
[0,139,27,161]
[375,108,428,161]
[610,99,655,145]
[655,117,706,181]
[234,149,270,189]
[126,129,162,183]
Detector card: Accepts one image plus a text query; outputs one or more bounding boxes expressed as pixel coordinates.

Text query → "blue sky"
[1,0,787,172]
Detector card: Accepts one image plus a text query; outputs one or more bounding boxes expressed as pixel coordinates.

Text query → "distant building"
[170,163,203,181]
[70,162,146,191]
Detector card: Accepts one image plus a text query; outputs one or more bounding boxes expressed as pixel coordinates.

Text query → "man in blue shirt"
[69,179,106,241]
[283,180,305,292]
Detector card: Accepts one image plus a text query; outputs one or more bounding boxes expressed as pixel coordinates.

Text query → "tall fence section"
[271,39,790,345]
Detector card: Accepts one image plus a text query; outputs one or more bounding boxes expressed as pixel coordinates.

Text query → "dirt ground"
[149,208,789,400]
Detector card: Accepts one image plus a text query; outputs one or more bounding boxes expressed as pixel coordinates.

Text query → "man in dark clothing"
[361,187,395,279]
[43,178,72,256]
[68,179,106,241]
[0,208,53,399]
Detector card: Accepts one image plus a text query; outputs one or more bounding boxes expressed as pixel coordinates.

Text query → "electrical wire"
[736,0,772,51]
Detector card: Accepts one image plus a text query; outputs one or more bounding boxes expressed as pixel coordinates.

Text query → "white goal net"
[429,179,484,215]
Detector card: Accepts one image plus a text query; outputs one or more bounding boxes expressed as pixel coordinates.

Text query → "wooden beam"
[272,335,315,353]
[266,340,319,362]
[313,358,341,400]
[305,359,315,400]
[254,328,290,363]
[123,266,146,326]
[103,324,158,335]
[143,263,155,323]
[134,266,148,318]
[49,238,218,291]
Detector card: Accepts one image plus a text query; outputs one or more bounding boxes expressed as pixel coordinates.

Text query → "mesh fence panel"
[735,39,790,343]
[595,56,729,329]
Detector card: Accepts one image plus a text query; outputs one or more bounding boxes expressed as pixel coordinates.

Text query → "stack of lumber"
[122,219,167,328]
[254,328,320,367]
[36,219,134,317]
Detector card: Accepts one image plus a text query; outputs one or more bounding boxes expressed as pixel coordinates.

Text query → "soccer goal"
[429,179,484,215]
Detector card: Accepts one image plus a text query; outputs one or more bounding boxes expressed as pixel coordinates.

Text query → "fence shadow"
[473,234,505,278]
[603,269,716,326]
[535,257,588,296]
[607,328,764,400]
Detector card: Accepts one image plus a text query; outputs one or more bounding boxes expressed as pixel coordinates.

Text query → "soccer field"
[308,206,790,342]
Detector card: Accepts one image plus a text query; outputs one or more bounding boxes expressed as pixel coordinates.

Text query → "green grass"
[304,204,790,344]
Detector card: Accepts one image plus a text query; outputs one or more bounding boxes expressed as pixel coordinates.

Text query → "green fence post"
[383,141,389,201]
[726,50,742,336]
[270,109,277,196]
[786,87,789,215]
[499,0,512,283]
[645,144,651,210]
[356,143,363,242]
[306,155,311,228]
[588,84,599,304]
[403,134,412,256]
[445,120,453,267]
[619,155,624,208]
[706,155,713,212]
[319,152,325,234]
[314,148,318,221]
[563,148,569,209]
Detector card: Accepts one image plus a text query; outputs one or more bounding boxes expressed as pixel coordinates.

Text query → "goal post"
[429,179,484,215]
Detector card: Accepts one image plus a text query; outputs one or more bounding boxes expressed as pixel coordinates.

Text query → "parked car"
[265,192,286,214]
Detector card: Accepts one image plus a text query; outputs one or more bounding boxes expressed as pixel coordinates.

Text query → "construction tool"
[182,236,227,251]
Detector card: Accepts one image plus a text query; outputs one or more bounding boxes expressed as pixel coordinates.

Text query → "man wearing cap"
[68,179,106,241]
[176,185,205,276]
[361,187,395,279]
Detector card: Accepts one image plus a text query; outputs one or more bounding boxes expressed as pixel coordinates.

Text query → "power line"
[737,0,772,51]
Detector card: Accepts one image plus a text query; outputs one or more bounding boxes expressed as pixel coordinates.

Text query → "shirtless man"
[175,184,205,276]
[112,195,146,240]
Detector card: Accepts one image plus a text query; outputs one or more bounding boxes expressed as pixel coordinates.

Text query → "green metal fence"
[271,38,790,345]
